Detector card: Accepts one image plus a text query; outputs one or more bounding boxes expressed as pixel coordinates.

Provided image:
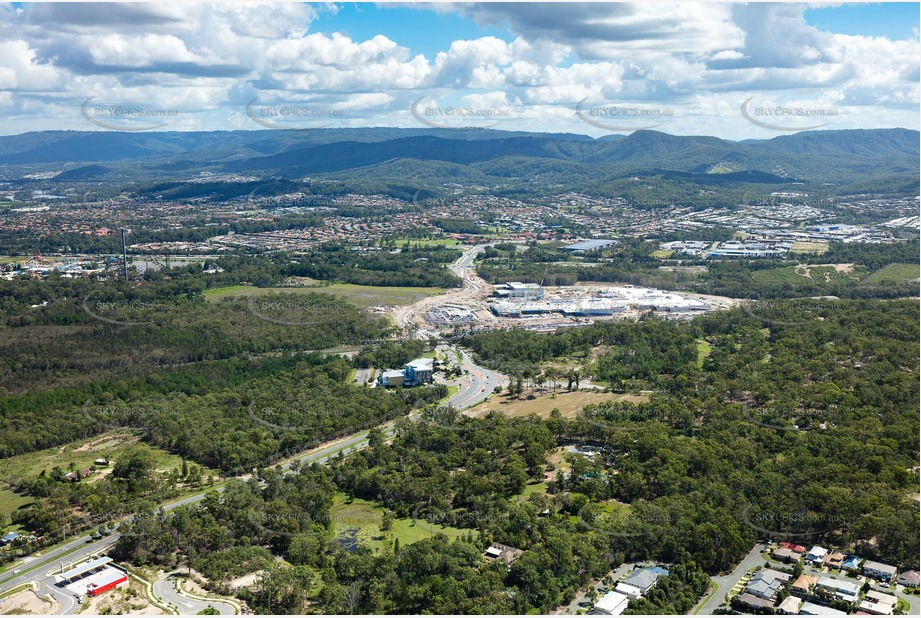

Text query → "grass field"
[862,262,920,284]
[650,250,674,258]
[465,390,649,420]
[751,263,865,287]
[204,283,446,308]
[789,241,829,254]
[696,340,713,369]
[329,493,467,553]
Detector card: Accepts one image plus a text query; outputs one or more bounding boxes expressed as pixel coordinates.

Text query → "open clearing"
[204,283,446,308]
[789,241,829,254]
[862,262,920,284]
[465,390,649,420]
[330,493,467,553]
[0,588,56,615]
[0,432,211,521]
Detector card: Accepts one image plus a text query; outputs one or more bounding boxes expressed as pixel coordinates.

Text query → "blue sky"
[0,2,917,138]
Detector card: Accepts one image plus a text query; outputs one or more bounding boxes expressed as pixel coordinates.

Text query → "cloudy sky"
[0,2,918,139]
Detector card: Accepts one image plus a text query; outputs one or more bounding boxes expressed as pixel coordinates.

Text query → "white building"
[805,546,828,564]
[815,576,860,603]
[593,590,629,615]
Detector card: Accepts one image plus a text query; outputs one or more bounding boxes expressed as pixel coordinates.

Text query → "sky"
[0,2,918,139]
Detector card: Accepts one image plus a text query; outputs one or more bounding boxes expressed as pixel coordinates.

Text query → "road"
[694,545,920,616]
[154,572,237,615]
[695,542,767,615]
[392,244,495,341]
[446,347,507,409]
[559,561,633,614]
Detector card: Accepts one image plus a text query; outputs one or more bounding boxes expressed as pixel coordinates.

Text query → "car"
[880,582,890,588]
[12,569,20,574]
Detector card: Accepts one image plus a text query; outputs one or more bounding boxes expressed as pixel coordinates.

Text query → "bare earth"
[83,580,166,615]
[0,589,56,615]
[464,389,649,420]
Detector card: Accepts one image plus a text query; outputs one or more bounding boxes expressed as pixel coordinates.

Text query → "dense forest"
[89,299,918,614]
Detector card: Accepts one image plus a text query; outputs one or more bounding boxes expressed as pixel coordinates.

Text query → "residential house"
[800,601,848,616]
[0,531,21,545]
[825,552,845,569]
[774,547,804,564]
[791,574,817,597]
[805,546,829,564]
[483,542,523,564]
[615,569,659,600]
[862,560,897,581]
[858,591,898,616]
[896,570,919,588]
[815,576,861,603]
[780,542,808,554]
[842,555,863,572]
[776,595,803,615]
[745,568,792,600]
[736,593,774,611]
[593,591,629,616]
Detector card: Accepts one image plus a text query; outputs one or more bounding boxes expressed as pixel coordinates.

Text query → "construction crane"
[536,265,549,300]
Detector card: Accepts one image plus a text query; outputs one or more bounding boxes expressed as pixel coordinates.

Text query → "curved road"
[154,573,237,615]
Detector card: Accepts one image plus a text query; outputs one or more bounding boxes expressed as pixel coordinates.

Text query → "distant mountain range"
[0,127,916,201]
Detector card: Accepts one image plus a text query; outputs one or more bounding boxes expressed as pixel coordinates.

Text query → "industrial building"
[493,282,542,299]
[489,285,709,318]
[561,239,617,252]
[378,358,434,387]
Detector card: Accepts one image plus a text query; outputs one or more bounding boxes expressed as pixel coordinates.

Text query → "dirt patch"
[0,588,56,615]
[229,571,261,590]
[73,434,134,453]
[795,264,813,279]
[464,390,649,420]
[82,580,166,615]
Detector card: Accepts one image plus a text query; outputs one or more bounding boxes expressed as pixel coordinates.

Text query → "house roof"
[897,570,920,586]
[800,601,848,616]
[594,591,628,613]
[777,595,802,614]
[792,574,817,590]
[806,545,828,558]
[737,593,774,609]
[863,560,897,576]
[622,569,658,590]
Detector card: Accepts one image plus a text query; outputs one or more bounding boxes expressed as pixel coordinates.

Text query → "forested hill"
[0,128,916,190]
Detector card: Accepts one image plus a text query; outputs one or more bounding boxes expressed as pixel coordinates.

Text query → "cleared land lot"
[464,390,649,420]
[862,262,920,284]
[204,284,445,308]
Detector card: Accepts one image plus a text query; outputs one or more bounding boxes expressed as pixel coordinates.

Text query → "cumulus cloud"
[0,1,916,137]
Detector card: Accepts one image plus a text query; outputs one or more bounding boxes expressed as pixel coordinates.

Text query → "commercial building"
[494,282,542,299]
[378,358,434,388]
[404,358,434,386]
[593,590,629,615]
[56,556,113,583]
[561,239,617,252]
[84,567,129,597]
